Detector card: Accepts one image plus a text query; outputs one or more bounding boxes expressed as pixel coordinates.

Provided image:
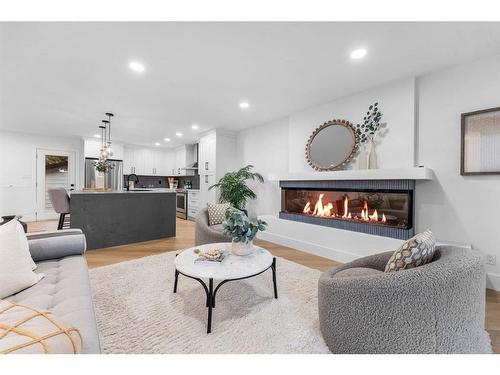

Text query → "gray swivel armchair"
[318,246,492,354]
[194,207,232,246]
[48,188,71,230]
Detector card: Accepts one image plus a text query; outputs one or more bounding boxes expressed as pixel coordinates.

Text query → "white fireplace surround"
[268,166,434,181]
[258,166,436,262]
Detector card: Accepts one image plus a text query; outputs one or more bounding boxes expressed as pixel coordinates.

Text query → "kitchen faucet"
[126,174,139,191]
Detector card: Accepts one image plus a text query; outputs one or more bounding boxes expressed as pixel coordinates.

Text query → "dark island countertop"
[70,190,176,249]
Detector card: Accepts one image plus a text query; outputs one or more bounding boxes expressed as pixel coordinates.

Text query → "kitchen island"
[70,190,176,250]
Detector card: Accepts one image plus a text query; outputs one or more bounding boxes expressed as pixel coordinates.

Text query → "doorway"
[36,149,76,220]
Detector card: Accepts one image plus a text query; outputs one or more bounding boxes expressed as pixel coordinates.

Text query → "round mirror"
[305,119,358,171]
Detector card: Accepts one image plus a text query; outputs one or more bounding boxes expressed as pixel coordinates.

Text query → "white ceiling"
[1,22,500,148]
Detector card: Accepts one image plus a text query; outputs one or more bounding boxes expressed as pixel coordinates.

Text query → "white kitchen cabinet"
[199,173,216,208]
[124,146,161,175]
[187,190,200,220]
[173,145,196,176]
[198,132,216,174]
[197,130,237,208]
[161,149,175,176]
[124,144,196,177]
[123,147,137,174]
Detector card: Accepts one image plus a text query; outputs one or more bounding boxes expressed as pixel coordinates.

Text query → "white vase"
[95,172,105,189]
[358,144,367,170]
[368,138,378,169]
[231,240,254,256]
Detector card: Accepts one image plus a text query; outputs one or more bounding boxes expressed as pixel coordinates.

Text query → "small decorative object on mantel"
[305,119,359,171]
[461,106,500,175]
[356,102,384,169]
[222,207,267,256]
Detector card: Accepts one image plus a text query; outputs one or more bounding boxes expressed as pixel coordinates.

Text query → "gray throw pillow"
[207,202,231,226]
[384,230,436,273]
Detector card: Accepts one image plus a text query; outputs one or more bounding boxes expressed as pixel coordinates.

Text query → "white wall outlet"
[485,254,496,266]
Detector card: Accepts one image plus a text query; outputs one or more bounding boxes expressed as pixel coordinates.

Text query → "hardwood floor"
[28,218,499,353]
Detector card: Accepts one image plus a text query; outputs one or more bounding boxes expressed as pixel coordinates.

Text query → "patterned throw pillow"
[0,300,82,354]
[207,202,231,226]
[384,230,436,273]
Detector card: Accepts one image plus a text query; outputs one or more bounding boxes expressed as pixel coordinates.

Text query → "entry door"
[36,149,76,220]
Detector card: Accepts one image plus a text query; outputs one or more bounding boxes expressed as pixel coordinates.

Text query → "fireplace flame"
[342,196,349,218]
[302,195,387,224]
[312,194,334,217]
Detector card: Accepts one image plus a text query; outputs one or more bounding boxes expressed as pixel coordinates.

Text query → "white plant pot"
[95,172,105,189]
[231,240,254,256]
[368,138,378,169]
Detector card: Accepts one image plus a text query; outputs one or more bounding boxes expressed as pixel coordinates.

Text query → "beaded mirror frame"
[305,119,359,171]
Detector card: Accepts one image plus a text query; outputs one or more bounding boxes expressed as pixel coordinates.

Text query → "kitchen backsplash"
[123,175,200,189]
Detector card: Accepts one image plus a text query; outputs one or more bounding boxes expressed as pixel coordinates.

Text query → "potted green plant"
[222,207,267,256]
[92,158,114,173]
[208,165,264,214]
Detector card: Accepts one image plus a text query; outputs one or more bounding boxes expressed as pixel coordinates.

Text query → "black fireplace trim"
[279,179,415,240]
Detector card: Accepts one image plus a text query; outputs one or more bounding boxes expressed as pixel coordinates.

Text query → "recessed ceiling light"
[176,132,183,137]
[129,61,145,73]
[350,48,367,60]
[239,102,250,109]
[154,142,161,146]
[191,124,199,130]
[164,138,171,142]
[93,134,101,138]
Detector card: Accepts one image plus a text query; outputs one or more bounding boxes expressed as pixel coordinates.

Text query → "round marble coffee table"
[173,242,278,333]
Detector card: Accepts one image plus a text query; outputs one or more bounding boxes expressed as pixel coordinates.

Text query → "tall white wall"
[288,77,416,172]
[0,130,84,221]
[236,118,289,218]
[416,55,500,289]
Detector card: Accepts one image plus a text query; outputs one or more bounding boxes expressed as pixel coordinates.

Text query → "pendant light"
[104,112,114,157]
[99,125,107,159]
[97,112,115,160]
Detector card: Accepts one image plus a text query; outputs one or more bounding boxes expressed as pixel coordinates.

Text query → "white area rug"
[89,251,330,354]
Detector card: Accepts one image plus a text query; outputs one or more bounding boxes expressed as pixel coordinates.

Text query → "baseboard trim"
[258,231,359,264]
[486,272,500,292]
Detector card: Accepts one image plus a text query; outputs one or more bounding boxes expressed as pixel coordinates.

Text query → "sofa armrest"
[27,229,87,262]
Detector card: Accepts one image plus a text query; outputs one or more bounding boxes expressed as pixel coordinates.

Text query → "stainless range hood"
[182,143,199,170]
[182,161,198,170]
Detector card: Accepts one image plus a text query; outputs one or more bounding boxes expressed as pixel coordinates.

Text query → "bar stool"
[48,188,71,230]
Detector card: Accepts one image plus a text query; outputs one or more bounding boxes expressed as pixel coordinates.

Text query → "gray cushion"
[210,224,224,232]
[334,267,382,278]
[6,256,100,354]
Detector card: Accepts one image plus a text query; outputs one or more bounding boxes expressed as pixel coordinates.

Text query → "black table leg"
[272,257,278,299]
[207,278,213,334]
[175,257,277,334]
[173,269,179,293]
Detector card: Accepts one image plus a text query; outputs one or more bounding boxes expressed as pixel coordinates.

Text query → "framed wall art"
[461,106,500,175]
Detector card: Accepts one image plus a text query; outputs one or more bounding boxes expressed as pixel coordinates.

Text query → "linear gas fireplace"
[279,179,415,239]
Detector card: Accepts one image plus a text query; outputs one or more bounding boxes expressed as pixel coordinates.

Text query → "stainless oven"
[176,190,188,219]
